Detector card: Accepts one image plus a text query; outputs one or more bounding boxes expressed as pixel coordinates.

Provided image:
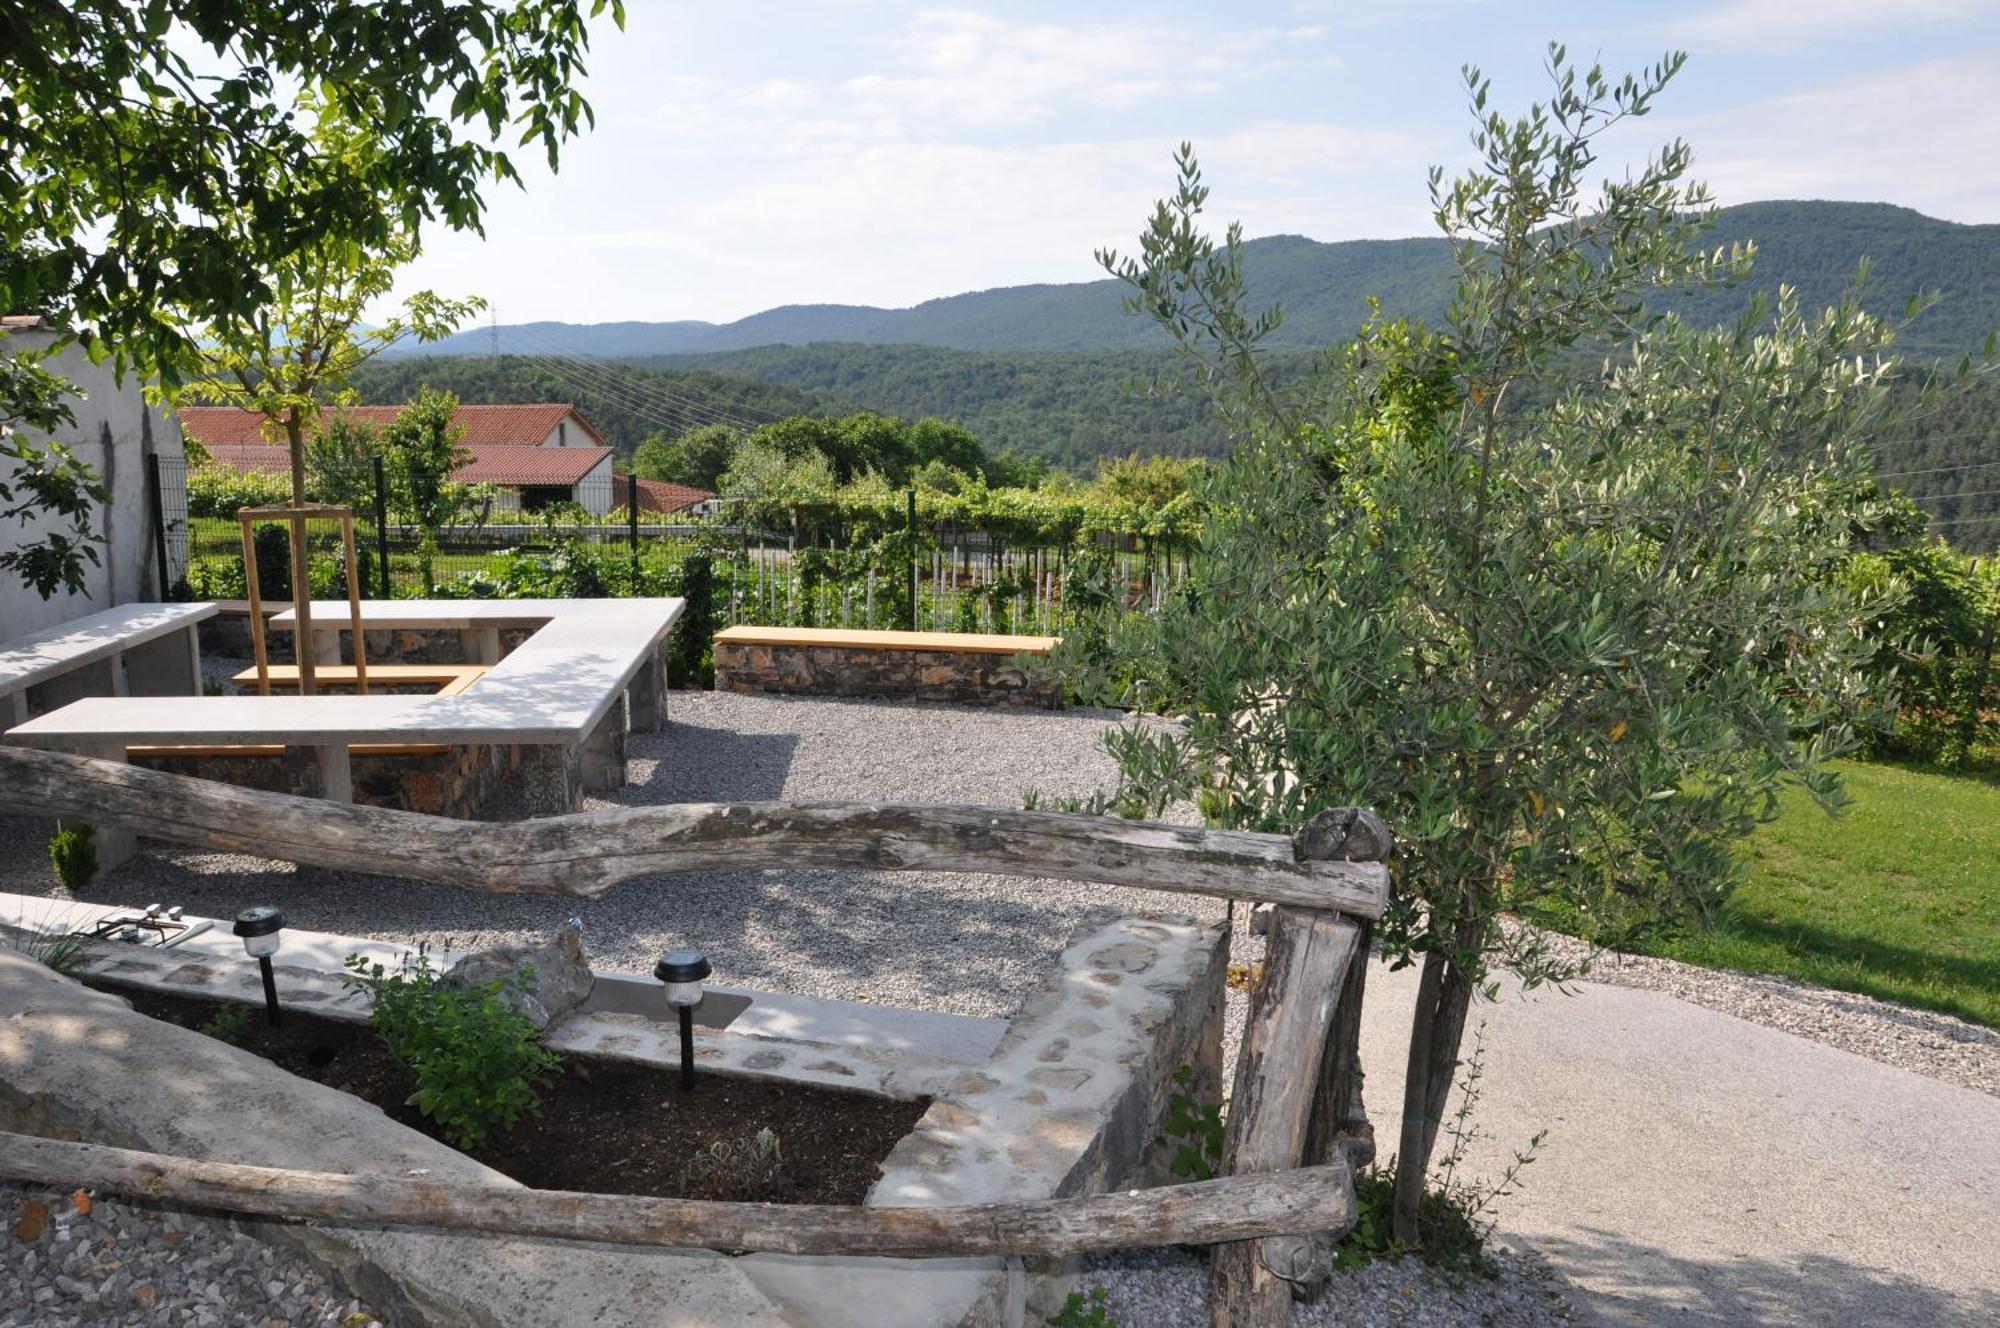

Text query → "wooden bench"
[230,663,488,694]
[1,603,217,727]
[712,625,1061,707]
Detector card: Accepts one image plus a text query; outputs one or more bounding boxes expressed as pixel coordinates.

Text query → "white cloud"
[1657,0,1994,52]
[842,9,1333,129]
[1650,54,2000,221]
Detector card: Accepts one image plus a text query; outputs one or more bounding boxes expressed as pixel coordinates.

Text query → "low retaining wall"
[131,743,529,818]
[714,641,1061,708]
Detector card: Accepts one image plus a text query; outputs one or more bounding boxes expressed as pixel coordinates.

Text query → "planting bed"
[108,986,928,1205]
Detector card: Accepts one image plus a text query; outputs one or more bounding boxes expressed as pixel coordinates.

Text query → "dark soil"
[108,986,928,1206]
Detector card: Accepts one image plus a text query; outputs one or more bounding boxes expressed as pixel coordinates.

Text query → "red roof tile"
[614,477,718,514]
[454,446,611,487]
[178,403,608,449]
[200,442,611,488]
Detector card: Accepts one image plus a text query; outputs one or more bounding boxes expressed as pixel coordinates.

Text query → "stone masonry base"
[714,642,1060,707]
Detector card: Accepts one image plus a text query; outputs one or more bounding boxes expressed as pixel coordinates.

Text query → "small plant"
[1335,1024,1544,1275]
[1163,1065,1225,1182]
[47,825,97,892]
[198,1003,255,1046]
[341,946,560,1150]
[4,899,91,975]
[679,1127,784,1200]
[1047,1286,1118,1328]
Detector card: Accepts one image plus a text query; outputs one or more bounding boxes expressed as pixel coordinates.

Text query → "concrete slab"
[1358,960,2000,1328]
[5,598,683,749]
[0,602,216,695]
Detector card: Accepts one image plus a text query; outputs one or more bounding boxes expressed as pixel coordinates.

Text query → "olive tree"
[1076,49,1904,1248]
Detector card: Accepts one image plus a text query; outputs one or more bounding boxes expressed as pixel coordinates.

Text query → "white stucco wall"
[575,454,614,515]
[0,325,187,641]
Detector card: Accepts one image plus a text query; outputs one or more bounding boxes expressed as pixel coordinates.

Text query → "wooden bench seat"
[230,663,488,691]
[128,742,451,759]
[712,626,1059,655]
[712,625,1061,706]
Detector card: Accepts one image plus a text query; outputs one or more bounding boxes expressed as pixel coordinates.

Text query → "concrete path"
[1358,962,2000,1327]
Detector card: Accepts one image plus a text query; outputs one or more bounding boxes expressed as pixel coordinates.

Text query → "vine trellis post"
[0,746,1390,1328]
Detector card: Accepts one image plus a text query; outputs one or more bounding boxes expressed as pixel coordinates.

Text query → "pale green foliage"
[307,410,383,514]
[172,105,483,504]
[1080,47,1902,1244]
[379,389,485,594]
[634,424,743,489]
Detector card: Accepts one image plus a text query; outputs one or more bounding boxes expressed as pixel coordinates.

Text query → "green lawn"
[1637,760,2000,1028]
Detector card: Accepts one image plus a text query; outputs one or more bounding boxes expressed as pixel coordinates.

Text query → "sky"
[392,0,2000,327]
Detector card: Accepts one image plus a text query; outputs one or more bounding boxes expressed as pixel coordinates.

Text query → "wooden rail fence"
[0,745,1392,1328]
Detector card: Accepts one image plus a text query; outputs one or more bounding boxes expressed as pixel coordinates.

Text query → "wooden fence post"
[1210,807,1386,1328]
[1210,919,1362,1327]
[1303,807,1392,1176]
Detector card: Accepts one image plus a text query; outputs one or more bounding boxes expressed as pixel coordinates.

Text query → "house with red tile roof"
[612,476,721,518]
[179,403,617,514]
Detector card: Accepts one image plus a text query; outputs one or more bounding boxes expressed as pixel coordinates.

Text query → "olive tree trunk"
[1389,907,1486,1247]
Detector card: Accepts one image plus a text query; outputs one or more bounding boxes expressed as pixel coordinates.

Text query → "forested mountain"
[408,202,2000,362]
[348,356,815,458]
[634,343,1316,468]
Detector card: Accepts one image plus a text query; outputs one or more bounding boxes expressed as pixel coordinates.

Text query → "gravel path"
[1,1182,374,1327]
[1529,928,2000,1099]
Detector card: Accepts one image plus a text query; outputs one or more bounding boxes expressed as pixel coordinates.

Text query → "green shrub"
[47,825,96,892]
[341,948,560,1150]
[1046,1287,1117,1328]
[1162,1065,1224,1181]
[185,464,290,519]
[198,1003,255,1046]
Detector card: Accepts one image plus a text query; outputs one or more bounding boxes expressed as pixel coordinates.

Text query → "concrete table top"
[5,598,682,748]
[0,601,216,694]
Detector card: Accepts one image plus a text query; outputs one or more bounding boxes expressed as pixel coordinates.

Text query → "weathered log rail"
[0,745,1397,1328]
[0,746,1388,916]
[0,1132,1351,1259]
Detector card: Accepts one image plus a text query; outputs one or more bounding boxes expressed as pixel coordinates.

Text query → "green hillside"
[348,356,815,458]
[410,201,2000,361]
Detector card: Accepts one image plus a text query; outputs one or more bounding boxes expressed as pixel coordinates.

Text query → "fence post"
[628,474,641,592]
[906,488,918,629]
[145,452,172,600]
[371,455,391,599]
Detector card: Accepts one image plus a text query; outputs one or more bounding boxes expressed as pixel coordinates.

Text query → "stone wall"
[714,642,1061,708]
[131,743,543,819]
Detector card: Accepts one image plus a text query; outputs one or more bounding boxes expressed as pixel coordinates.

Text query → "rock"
[443,918,595,1028]
[12,1199,48,1243]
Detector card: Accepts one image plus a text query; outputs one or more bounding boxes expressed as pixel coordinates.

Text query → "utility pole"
[489,308,500,364]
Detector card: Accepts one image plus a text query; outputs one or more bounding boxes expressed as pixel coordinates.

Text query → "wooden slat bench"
[229,663,488,694]
[712,625,1062,707]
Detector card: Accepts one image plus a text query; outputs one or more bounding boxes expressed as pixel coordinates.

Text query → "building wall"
[574,455,614,515]
[0,326,187,641]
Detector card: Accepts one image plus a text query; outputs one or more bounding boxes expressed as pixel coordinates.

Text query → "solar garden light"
[655,949,712,1092]
[232,905,285,1028]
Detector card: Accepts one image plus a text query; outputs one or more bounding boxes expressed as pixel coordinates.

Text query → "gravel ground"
[1,1182,374,1327]
[1079,1245,1579,1328]
[6,686,1996,1324]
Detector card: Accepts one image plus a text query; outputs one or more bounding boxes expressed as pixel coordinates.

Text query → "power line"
[1879,456,2000,480]
[498,328,768,433]
[1907,486,2000,505]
